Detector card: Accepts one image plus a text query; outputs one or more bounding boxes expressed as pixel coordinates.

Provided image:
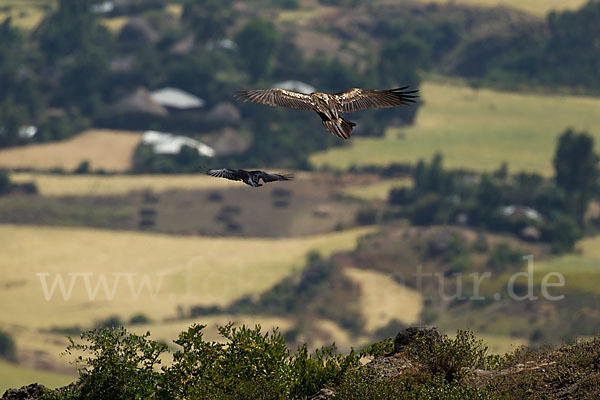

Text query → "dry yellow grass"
[344,267,423,333]
[0,224,372,329]
[100,16,129,33]
[10,172,239,196]
[411,0,587,15]
[0,130,142,172]
[341,178,412,201]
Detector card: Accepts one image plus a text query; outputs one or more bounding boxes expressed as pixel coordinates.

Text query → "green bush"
[0,329,16,361]
[47,324,360,399]
[405,330,488,383]
[334,369,497,400]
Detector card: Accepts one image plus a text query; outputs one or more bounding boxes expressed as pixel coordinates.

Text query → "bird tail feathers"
[323,117,356,140]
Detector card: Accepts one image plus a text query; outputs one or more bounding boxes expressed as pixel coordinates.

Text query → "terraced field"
[311,81,600,176]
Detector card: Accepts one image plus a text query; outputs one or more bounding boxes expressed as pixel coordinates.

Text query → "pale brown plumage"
[235,86,418,139]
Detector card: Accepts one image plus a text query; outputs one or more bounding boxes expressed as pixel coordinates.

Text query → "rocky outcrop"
[2,383,49,400]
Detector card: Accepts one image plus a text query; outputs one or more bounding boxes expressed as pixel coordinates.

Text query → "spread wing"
[206,168,244,181]
[332,86,419,113]
[259,171,293,183]
[235,88,315,111]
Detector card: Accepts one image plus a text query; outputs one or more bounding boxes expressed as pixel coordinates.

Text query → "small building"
[142,130,215,157]
[18,126,37,140]
[206,102,241,123]
[91,1,115,14]
[501,205,542,222]
[113,87,168,116]
[150,87,205,111]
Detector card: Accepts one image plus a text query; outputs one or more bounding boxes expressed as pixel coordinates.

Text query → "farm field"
[341,178,412,201]
[0,359,73,394]
[10,172,239,196]
[0,224,373,329]
[0,130,142,172]
[311,81,600,176]
[344,267,422,332]
[534,236,600,294]
[412,0,588,15]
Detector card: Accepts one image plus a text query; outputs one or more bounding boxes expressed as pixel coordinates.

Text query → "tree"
[553,129,599,224]
[235,19,279,82]
[182,0,233,43]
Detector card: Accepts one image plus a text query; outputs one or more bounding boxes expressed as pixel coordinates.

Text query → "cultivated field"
[0,130,142,172]
[10,172,238,196]
[0,224,372,329]
[414,0,589,16]
[341,178,412,201]
[311,81,600,176]
[0,359,73,394]
[344,267,422,332]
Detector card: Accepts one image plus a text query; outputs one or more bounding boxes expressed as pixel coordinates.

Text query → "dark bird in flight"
[235,86,418,139]
[206,168,293,187]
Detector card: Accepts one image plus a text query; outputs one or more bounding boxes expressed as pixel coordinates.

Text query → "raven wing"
[259,171,293,183]
[206,168,244,181]
[332,86,419,113]
[235,88,315,111]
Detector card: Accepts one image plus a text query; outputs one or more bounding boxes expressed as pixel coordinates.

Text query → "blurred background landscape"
[1,0,600,392]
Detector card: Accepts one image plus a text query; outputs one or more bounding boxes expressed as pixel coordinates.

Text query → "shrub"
[0,170,11,195]
[55,327,168,400]
[129,313,151,325]
[405,330,488,383]
[0,330,16,361]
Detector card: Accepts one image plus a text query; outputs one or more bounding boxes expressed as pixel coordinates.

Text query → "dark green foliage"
[334,369,497,400]
[73,160,90,174]
[553,129,599,225]
[60,327,167,400]
[97,315,124,329]
[542,213,582,253]
[406,329,488,383]
[0,170,10,195]
[355,207,378,226]
[235,19,280,82]
[487,243,525,271]
[0,329,16,361]
[48,324,359,400]
[129,313,152,325]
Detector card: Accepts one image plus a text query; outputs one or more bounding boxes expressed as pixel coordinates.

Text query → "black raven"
[207,168,293,187]
[235,86,418,140]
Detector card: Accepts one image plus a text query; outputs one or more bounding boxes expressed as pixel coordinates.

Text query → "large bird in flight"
[207,168,293,187]
[235,86,418,139]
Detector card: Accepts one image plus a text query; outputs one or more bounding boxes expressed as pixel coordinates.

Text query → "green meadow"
[0,359,73,394]
[311,81,600,176]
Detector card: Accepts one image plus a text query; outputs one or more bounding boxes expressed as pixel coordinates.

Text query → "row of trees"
[388,129,599,253]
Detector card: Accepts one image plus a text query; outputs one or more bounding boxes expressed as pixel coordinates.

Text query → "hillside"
[3,325,599,400]
[311,80,600,174]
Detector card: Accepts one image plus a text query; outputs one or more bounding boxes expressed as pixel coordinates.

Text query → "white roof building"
[150,88,205,110]
[142,131,215,157]
[18,126,37,139]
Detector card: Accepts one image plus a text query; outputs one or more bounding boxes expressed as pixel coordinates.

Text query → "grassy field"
[412,0,588,16]
[0,224,372,329]
[341,178,412,201]
[0,359,73,394]
[0,130,142,172]
[344,267,422,332]
[10,172,239,196]
[311,81,600,176]
[534,236,600,294]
